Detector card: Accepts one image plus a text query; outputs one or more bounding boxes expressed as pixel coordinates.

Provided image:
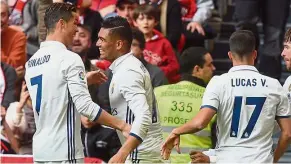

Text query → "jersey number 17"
[230,96,266,138]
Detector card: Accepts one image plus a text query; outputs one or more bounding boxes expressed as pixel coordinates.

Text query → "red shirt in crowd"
[178,0,197,21]
[144,30,180,83]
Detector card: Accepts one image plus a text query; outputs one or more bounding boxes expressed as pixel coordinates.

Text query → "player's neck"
[232,61,255,67]
[46,34,67,47]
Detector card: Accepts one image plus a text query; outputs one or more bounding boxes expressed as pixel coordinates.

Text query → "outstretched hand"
[86,70,108,86]
[161,131,181,160]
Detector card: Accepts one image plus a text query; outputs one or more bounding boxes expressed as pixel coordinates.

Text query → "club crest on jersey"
[79,71,85,80]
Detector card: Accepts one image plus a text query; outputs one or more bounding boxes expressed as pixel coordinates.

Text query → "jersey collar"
[109,52,132,74]
[228,65,259,73]
[40,41,67,49]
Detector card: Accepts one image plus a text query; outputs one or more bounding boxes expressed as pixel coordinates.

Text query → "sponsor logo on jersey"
[79,71,85,80]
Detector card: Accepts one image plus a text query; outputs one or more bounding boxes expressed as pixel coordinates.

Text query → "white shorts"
[34,158,84,164]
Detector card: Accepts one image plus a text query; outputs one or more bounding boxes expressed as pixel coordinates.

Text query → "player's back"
[208,66,288,163]
[25,41,83,161]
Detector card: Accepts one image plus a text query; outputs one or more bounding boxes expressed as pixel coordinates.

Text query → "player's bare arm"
[95,110,131,138]
[273,117,291,162]
[108,136,142,163]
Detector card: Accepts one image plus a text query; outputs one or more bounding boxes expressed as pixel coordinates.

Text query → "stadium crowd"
[1,0,291,163]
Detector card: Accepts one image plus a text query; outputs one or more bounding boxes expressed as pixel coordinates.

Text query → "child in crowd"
[133,4,180,83]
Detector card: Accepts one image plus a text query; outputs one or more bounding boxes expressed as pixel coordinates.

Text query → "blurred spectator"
[1,62,18,154]
[22,0,39,58]
[76,0,103,59]
[5,82,35,155]
[90,0,116,17]
[10,0,39,58]
[8,0,28,26]
[133,4,180,83]
[179,0,215,49]
[142,0,183,50]
[1,62,17,116]
[70,24,99,101]
[115,0,138,27]
[1,0,27,70]
[77,0,102,43]
[234,0,290,79]
[1,117,19,154]
[131,28,168,87]
[38,0,56,42]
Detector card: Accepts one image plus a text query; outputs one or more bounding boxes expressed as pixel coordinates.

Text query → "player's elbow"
[194,120,208,131]
[281,130,291,141]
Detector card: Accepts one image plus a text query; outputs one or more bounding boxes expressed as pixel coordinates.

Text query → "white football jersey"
[109,53,163,162]
[201,65,290,163]
[283,76,291,104]
[25,41,102,162]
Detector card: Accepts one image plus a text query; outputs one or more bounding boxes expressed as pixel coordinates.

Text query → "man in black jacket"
[1,62,17,114]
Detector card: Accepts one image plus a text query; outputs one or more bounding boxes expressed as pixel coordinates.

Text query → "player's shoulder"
[260,73,282,87]
[283,76,291,89]
[284,76,291,86]
[208,74,226,86]
[60,50,84,66]
[127,55,147,73]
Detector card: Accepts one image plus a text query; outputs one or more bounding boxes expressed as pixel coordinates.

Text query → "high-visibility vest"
[154,81,216,163]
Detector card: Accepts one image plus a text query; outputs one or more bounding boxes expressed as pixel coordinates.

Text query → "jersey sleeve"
[200,76,221,112]
[119,69,151,142]
[275,81,291,119]
[62,53,102,122]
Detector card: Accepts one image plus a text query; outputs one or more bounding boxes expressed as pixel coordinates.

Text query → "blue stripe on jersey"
[126,107,129,124]
[200,105,218,112]
[66,99,71,162]
[72,101,76,162]
[68,95,73,162]
[67,91,76,162]
[276,115,291,119]
[129,132,143,142]
[93,108,102,121]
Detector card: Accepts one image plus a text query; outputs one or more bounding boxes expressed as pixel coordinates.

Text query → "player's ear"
[116,40,124,50]
[228,51,233,61]
[58,19,66,32]
[253,50,257,61]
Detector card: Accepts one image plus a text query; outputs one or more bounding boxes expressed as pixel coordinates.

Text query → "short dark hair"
[44,3,76,33]
[132,28,145,50]
[180,47,209,74]
[133,4,160,21]
[101,16,133,49]
[284,28,291,43]
[229,30,256,58]
[77,24,92,38]
[116,0,138,8]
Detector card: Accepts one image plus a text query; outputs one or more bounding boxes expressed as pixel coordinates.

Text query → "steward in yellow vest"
[155,47,217,163]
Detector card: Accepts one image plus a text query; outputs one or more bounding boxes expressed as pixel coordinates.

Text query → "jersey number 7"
[230,96,266,138]
[30,75,43,115]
